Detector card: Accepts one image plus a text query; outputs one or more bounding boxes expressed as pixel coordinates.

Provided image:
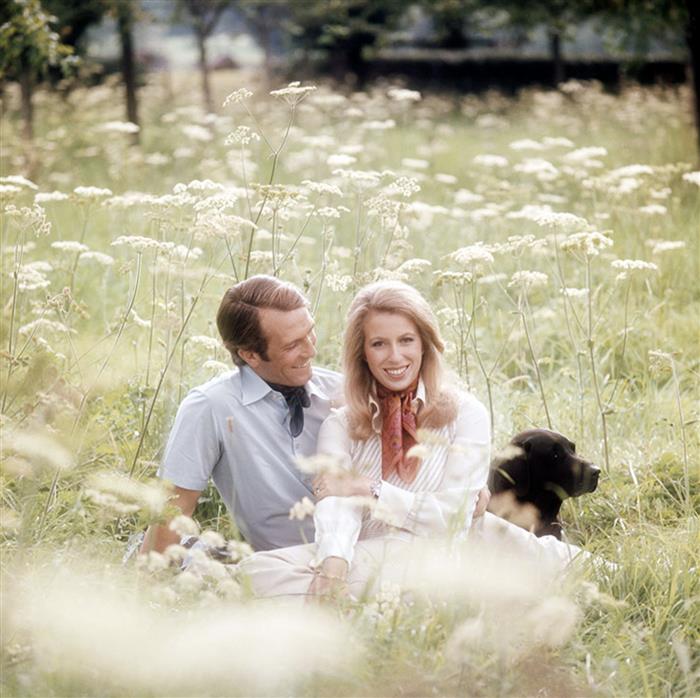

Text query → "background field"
[1,71,699,697]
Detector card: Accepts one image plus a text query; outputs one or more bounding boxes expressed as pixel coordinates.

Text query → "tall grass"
[1,72,698,697]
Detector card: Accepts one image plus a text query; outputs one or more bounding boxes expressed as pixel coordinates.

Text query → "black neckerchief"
[265,381,311,437]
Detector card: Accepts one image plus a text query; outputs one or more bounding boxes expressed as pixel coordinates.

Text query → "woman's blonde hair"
[343,280,458,439]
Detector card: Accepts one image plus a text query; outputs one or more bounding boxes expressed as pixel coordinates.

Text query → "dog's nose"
[588,465,600,490]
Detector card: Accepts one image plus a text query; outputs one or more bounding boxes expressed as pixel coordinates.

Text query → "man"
[141,275,342,554]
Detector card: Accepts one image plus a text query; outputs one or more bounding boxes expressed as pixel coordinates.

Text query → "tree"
[115,0,139,134]
[0,0,76,141]
[177,0,229,114]
[284,0,405,87]
[593,0,698,159]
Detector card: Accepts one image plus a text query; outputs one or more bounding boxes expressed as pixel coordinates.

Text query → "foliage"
[0,0,76,81]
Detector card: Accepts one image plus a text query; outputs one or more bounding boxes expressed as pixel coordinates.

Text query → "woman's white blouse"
[313,390,491,566]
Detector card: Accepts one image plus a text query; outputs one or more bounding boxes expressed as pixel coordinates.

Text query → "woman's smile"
[363,311,423,391]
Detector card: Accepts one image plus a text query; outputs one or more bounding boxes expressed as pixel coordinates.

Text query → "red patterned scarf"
[376,380,420,483]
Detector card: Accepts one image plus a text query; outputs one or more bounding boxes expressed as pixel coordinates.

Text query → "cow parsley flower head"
[1,175,38,190]
[646,239,686,255]
[222,88,253,107]
[387,87,421,102]
[508,270,548,289]
[35,191,69,203]
[99,121,140,134]
[270,82,316,105]
[51,241,89,254]
[560,231,613,256]
[73,186,113,200]
[450,244,494,268]
[224,126,260,146]
[473,154,509,168]
[289,496,315,521]
[682,171,700,186]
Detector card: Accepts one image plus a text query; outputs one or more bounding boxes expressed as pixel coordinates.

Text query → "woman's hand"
[474,486,491,518]
[307,556,349,602]
[312,473,371,500]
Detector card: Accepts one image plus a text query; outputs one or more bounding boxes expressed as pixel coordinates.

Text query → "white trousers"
[239,513,586,601]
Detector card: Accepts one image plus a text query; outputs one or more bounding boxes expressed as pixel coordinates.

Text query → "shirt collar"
[239,364,329,405]
[369,377,426,433]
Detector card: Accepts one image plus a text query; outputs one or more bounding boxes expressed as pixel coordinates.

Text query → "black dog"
[488,429,600,539]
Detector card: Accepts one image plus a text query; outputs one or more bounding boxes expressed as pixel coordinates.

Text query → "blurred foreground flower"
[7,565,358,695]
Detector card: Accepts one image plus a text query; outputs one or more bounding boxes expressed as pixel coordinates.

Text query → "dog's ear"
[492,444,530,497]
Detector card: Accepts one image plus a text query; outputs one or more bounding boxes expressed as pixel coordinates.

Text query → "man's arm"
[140,486,202,554]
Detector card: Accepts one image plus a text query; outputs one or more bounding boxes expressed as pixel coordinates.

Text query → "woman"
[240,280,491,599]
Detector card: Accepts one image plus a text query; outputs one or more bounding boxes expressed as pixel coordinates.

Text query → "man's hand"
[474,486,491,518]
[307,556,349,602]
[312,472,370,500]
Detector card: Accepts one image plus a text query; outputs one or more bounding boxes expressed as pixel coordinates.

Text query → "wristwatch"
[370,478,382,499]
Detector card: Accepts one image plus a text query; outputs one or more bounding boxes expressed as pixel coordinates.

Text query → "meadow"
[1,71,699,697]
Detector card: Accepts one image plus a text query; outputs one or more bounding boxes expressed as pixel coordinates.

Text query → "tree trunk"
[549,29,565,87]
[117,0,139,143]
[686,0,700,161]
[19,56,34,142]
[197,29,213,114]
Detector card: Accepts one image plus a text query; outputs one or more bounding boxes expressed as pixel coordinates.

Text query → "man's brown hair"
[216,275,308,366]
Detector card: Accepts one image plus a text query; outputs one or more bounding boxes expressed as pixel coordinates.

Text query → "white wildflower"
[224,126,260,146]
[289,497,315,521]
[73,186,113,199]
[202,360,229,374]
[450,244,494,268]
[646,239,686,254]
[639,204,667,215]
[361,119,396,131]
[0,175,38,190]
[561,287,589,299]
[79,251,114,266]
[332,169,382,190]
[0,185,22,197]
[454,189,484,204]
[608,164,654,179]
[508,271,548,289]
[401,157,429,170]
[222,88,253,107]
[130,310,151,328]
[473,154,509,168]
[542,137,574,147]
[611,259,658,272]
[35,191,69,203]
[681,171,700,186]
[18,318,74,336]
[514,158,559,178]
[169,515,200,538]
[182,124,213,142]
[560,231,613,256]
[51,241,89,254]
[188,335,221,351]
[302,180,343,197]
[510,139,544,151]
[387,87,421,102]
[326,153,357,167]
[435,173,457,185]
[5,429,74,471]
[270,82,316,104]
[99,121,140,134]
[397,258,432,275]
[564,146,607,163]
[534,211,589,232]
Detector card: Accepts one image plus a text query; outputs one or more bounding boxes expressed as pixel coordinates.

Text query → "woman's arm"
[371,393,491,537]
[311,411,364,567]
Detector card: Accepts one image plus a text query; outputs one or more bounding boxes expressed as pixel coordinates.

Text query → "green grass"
[1,71,698,697]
